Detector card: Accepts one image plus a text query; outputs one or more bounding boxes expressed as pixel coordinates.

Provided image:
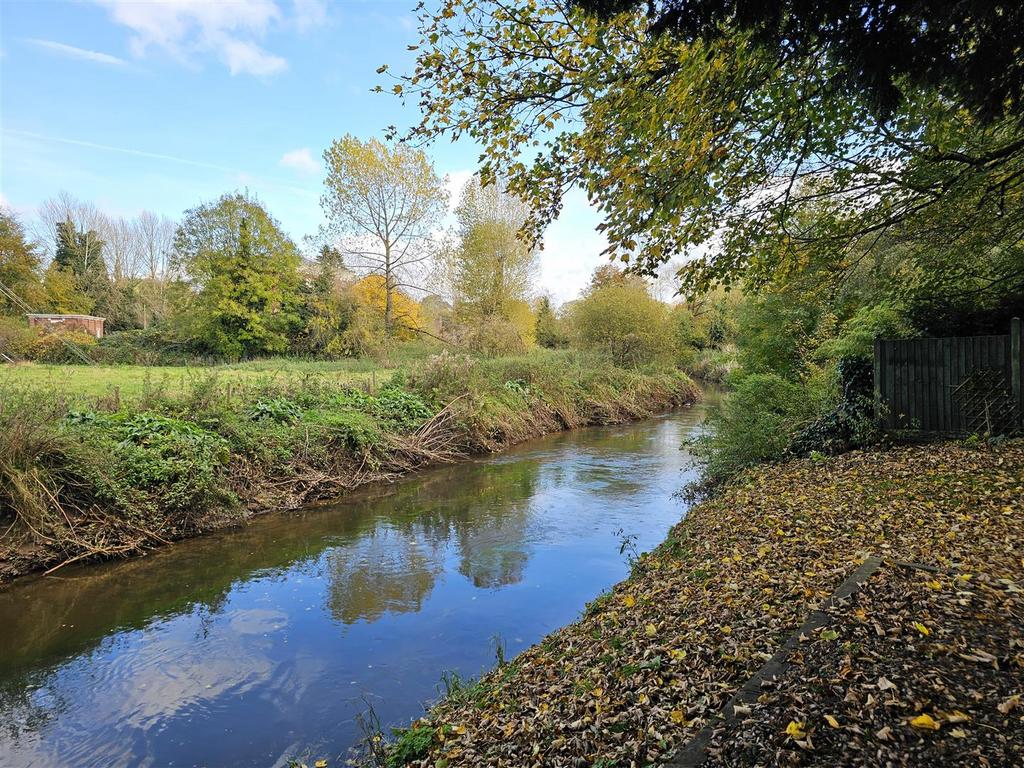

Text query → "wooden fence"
[873,317,1022,435]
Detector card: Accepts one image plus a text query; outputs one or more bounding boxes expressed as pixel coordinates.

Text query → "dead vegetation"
[388,440,1024,767]
[0,352,699,583]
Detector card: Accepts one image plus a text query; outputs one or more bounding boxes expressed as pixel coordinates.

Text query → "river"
[0,404,709,767]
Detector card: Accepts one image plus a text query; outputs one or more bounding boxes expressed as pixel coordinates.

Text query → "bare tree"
[320,136,447,336]
[35,192,105,274]
[135,210,177,281]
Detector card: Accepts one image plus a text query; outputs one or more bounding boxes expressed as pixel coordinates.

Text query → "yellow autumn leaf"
[669,648,687,660]
[912,621,932,636]
[314,761,328,768]
[645,623,657,636]
[785,720,806,739]
[623,595,636,608]
[670,709,687,725]
[910,713,941,730]
[824,714,840,728]
[591,687,603,698]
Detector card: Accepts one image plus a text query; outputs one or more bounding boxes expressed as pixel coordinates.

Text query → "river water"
[0,405,709,767]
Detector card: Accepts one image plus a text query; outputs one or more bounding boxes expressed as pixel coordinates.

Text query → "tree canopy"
[572,1,1024,123]
[321,136,446,336]
[174,193,301,358]
[393,1,1024,304]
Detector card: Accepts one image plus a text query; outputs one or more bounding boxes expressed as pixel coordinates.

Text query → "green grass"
[0,342,440,398]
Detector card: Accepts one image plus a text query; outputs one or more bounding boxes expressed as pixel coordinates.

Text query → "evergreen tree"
[175,193,302,359]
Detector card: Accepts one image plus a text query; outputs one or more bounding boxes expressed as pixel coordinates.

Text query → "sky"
[0,0,612,303]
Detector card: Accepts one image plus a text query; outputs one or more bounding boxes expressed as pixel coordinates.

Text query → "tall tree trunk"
[384,243,394,336]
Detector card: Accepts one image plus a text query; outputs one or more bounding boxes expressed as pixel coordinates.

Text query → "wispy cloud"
[6,129,317,197]
[26,38,132,68]
[279,147,321,175]
[91,0,289,77]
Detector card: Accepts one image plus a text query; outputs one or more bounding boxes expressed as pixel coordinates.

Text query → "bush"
[572,283,672,367]
[689,372,827,484]
[736,294,820,379]
[63,411,232,518]
[788,357,880,456]
[0,316,39,360]
[815,303,914,361]
[451,314,528,357]
[95,327,207,366]
[30,330,99,363]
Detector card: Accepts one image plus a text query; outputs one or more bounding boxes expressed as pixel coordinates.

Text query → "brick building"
[26,314,106,339]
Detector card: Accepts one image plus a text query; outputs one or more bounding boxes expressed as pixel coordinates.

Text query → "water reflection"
[0,406,707,767]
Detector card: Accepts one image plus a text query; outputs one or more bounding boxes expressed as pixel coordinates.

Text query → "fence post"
[1012,317,1022,427]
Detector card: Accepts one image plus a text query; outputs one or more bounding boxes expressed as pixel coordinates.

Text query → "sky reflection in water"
[0,407,707,767]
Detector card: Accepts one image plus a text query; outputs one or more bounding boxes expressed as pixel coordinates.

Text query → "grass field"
[0,342,441,398]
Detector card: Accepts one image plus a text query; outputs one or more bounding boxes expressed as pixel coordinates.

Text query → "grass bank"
[382,440,1024,767]
[0,349,699,584]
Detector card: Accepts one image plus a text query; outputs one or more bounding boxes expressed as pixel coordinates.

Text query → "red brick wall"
[28,316,105,338]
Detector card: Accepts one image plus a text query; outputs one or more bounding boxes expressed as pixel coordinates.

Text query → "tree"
[349,275,422,340]
[174,193,301,359]
[0,209,46,314]
[43,263,93,314]
[393,2,1024,300]
[320,136,446,337]
[134,211,178,328]
[534,295,566,348]
[572,1,1024,123]
[571,277,672,366]
[296,244,356,356]
[445,176,538,319]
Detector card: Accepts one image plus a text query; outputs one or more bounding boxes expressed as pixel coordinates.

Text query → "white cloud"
[222,38,286,76]
[536,187,610,304]
[279,147,320,175]
[292,0,327,32]
[26,38,132,68]
[92,0,289,77]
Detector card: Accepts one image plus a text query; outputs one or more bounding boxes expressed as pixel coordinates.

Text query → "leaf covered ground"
[390,440,1024,767]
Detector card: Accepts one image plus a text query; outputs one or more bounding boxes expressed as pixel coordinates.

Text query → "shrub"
[789,357,880,456]
[572,283,672,367]
[0,317,39,360]
[451,314,528,357]
[815,303,914,361]
[689,372,827,484]
[30,330,99,363]
[736,294,820,379]
[63,411,232,518]
[371,386,432,431]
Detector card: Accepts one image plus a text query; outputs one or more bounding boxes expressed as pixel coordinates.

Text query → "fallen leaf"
[785,720,806,739]
[909,713,941,731]
[877,676,897,691]
[824,714,840,728]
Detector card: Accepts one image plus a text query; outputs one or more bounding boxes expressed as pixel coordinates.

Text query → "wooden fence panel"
[874,319,1023,435]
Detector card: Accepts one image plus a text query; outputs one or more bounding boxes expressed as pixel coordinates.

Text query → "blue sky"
[0,0,611,302]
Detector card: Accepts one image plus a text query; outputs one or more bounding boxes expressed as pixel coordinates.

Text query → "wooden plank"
[1013,318,1022,426]
[885,342,894,429]
[942,338,952,433]
[876,339,884,428]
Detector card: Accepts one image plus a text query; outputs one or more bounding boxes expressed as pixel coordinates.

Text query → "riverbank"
[387,440,1024,767]
[0,350,699,584]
